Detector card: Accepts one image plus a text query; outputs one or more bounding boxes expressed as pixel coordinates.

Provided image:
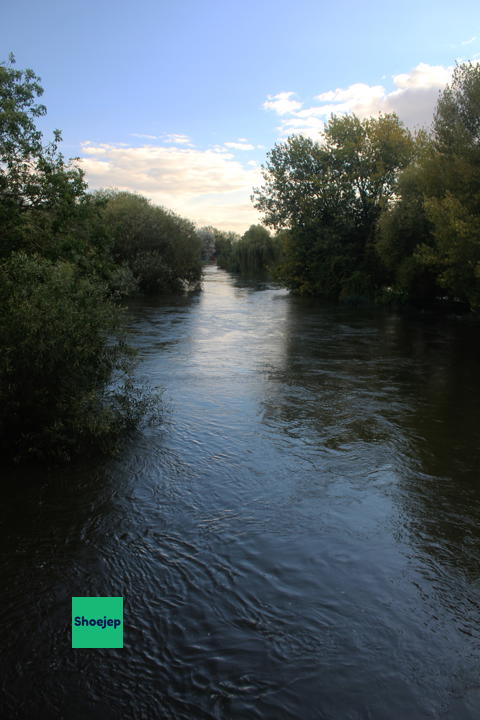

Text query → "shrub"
[0,252,144,462]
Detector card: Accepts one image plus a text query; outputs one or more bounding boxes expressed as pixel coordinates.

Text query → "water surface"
[2,266,480,719]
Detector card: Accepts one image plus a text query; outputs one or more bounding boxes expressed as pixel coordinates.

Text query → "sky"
[1,0,480,232]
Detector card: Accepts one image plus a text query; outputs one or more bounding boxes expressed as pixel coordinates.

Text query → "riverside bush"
[0,253,146,462]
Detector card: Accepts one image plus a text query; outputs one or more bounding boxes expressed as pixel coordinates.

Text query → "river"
[2,265,480,719]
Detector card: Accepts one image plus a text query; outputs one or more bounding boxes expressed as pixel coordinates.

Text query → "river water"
[2,265,480,719]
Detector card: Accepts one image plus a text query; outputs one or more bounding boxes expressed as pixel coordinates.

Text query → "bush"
[0,252,144,462]
[99,191,202,294]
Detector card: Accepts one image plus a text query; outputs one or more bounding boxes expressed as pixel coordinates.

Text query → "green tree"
[253,113,414,299]
[0,54,95,263]
[197,225,217,262]
[0,56,146,462]
[0,253,143,461]
[214,225,280,276]
[214,229,240,269]
[99,190,202,294]
[422,62,480,308]
[376,62,480,310]
[375,132,441,305]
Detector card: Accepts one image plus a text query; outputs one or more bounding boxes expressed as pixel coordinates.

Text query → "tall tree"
[376,62,480,309]
[0,57,143,462]
[252,113,414,298]
[0,54,91,261]
[422,62,480,308]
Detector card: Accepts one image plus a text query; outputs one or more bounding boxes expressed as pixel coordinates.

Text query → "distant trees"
[213,229,240,268]
[253,62,480,310]
[216,224,281,275]
[196,226,217,262]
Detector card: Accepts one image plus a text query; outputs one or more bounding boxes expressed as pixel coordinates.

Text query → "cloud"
[224,141,255,150]
[79,141,262,233]
[263,91,303,115]
[461,36,477,46]
[130,133,158,140]
[391,62,452,89]
[265,62,456,139]
[163,133,193,145]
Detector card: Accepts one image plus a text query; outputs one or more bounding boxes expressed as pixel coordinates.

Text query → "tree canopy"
[252,62,480,310]
[377,62,480,309]
[253,113,414,299]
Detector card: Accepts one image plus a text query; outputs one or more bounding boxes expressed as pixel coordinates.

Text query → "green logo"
[72,596,123,648]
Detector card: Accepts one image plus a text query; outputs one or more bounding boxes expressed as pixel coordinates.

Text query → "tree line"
[251,62,480,310]
[0,55,202,462]
[198,224,281,276]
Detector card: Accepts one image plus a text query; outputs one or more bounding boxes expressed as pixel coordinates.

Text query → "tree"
[197,225,217,262]
[252,113,414,299]
[0,253,144,461]
[421,62,480,308]
[375,132,441,305]
[376,62,480,309]
[0,57,146,462]
[99,190,202,294]
[0,54,93,262]
[213,229,240,269]
[214,224,280,275]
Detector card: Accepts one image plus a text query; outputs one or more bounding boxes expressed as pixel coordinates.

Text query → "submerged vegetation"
[253,61,480,310]
[0,55,201,462]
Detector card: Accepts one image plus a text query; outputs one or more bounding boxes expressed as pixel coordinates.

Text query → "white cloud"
[265,62,457,139]
[461,36,477,46]
[163,133,193,145]
[224,141,255,150]
[263,91,303,115]
[130,133,158,140]
[79,141,262,233]
[315,83,385,104]
[391,62,451,89]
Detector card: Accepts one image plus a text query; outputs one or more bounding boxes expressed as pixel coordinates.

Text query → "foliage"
[423,62,480,308]
[375,135,441,305]
[254,63,480,311]
[0,56,150,462]
[214,229,240,268]
[197,225,217,262]
[0,253,144,462]
[253,113,414,299]
[0,54,92,262]
[98,190,202,294]
[376,62,480,309]
[217,224,280,275]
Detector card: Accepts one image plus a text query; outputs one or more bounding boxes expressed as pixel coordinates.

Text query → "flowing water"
[2,266,480,719]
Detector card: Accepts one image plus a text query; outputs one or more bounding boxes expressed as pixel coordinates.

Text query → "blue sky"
[2,0,479,231]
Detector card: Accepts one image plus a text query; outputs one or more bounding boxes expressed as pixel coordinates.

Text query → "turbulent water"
[2,265,480,719]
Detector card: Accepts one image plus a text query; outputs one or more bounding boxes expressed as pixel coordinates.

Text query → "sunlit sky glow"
[2,0,479,232]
